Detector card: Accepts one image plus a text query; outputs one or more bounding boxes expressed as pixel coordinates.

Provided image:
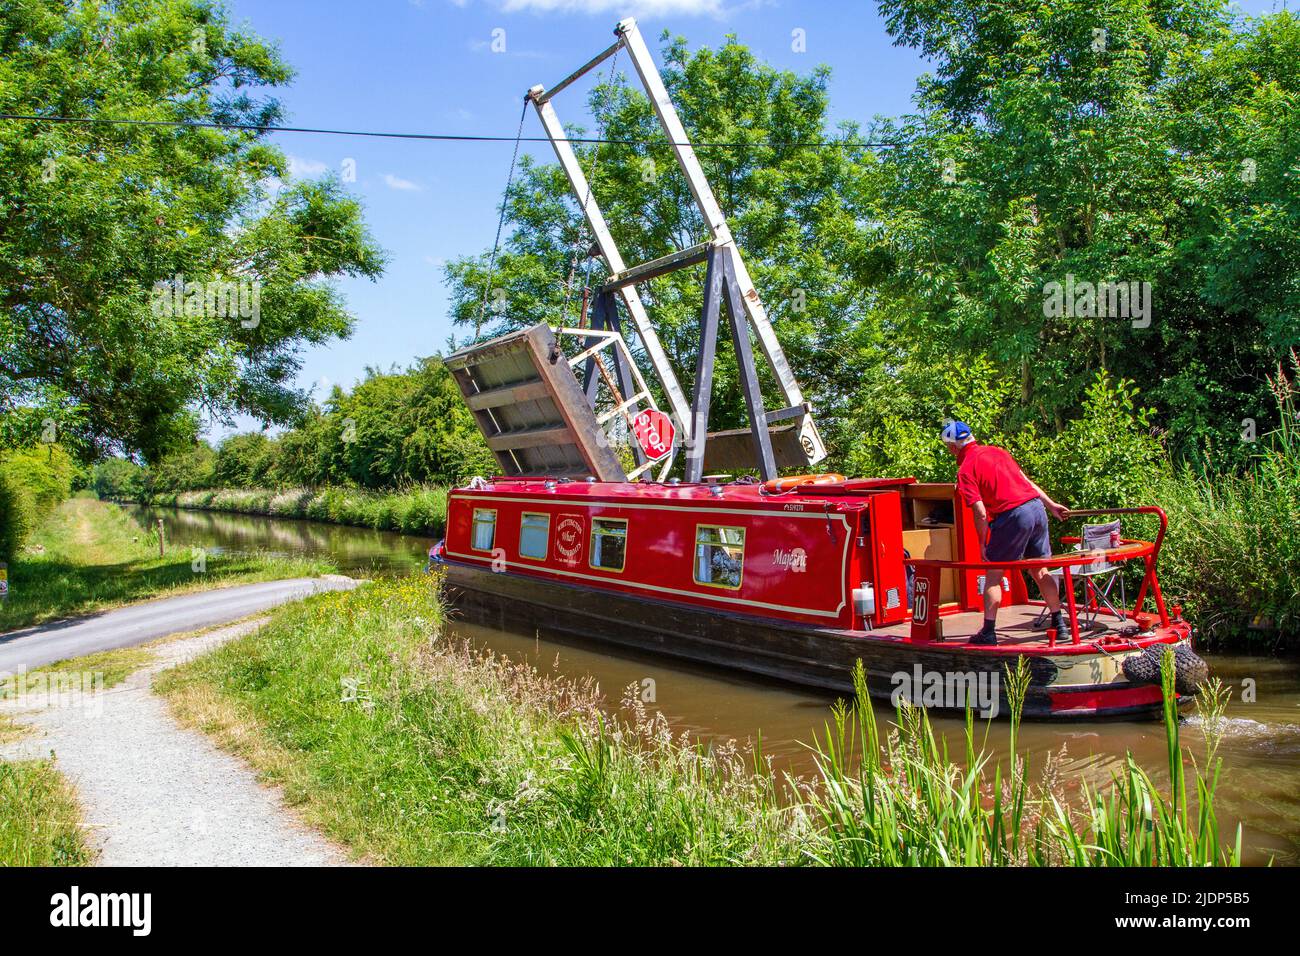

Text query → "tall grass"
[137,485,449,537]
[156,576,803,865]
[1043,653,1240,866]
[1152,358,1300,645]
[158,575,1242,866]
[804,655,1241,866]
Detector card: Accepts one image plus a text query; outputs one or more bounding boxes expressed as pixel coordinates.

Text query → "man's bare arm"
[1025,476,1069,520]
[971,500,990,558]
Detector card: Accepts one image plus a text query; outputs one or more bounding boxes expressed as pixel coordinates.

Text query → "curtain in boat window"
[519,513,550,559]
[472,509,496,551]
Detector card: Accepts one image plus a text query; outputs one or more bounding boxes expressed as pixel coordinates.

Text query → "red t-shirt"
[955,443,1038,517]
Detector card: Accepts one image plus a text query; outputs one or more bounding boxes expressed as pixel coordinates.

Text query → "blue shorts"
[985,498,1050,564]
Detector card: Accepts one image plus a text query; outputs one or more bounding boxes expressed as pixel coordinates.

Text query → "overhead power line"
[0,112,897,150]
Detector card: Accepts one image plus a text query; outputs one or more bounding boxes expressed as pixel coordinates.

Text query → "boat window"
[519,512,551,560]
[590,518,628,571]
[471,509,496,552]
[694,525,745,589]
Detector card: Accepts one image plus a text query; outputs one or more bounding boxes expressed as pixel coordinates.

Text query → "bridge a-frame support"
[526,17,827,479]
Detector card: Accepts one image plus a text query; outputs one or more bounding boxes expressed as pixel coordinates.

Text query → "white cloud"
[383,173,423,192]
[287,155,328,179]
[500,0,723,13]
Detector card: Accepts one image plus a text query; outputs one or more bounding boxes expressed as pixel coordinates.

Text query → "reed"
[803,655,1242,866]
[1152,357,1300,646]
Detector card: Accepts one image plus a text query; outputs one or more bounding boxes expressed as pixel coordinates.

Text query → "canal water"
[128,503,1300,865]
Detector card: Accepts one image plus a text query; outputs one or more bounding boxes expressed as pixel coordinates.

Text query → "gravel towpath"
[1,618,352,866]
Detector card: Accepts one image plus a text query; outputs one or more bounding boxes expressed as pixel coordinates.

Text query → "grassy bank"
[0,759,95,866]
[0,498,334,633]
[156,574,1240,866]
[138,485,449,536]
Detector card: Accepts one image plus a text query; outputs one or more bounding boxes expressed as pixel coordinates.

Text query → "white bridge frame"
[527,18,826,479]
[554,327,676,480]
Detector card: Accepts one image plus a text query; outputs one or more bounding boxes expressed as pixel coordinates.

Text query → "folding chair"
[1072,520,1127,629]
[1031,520,1126,633]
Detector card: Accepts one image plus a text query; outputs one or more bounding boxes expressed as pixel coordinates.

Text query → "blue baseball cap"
[940,420,973,444]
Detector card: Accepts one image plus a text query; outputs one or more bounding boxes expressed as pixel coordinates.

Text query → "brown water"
[129,503,1300,865]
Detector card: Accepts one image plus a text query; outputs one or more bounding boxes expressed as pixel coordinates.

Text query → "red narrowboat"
[434,476,1204,720]
[435,18,1207,720]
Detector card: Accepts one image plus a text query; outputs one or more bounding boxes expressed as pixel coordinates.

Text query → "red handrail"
[903,505,1172,643]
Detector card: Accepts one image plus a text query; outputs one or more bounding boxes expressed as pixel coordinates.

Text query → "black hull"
[439,561,1177,720]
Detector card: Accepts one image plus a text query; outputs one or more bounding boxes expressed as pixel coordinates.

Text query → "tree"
[146,440,216,492]
[862,0,1300,463]
[92,456,146,500]
[0,0,385,461]
[0,443,76,557]
[212,431,279,488]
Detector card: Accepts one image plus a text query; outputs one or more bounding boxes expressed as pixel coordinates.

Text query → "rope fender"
[1121,642,1209,696]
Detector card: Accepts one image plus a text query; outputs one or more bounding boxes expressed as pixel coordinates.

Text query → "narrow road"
[1,619,351,866]
[0,576,358,672]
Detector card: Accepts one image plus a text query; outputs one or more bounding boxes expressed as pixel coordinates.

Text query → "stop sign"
[632,409,675,462]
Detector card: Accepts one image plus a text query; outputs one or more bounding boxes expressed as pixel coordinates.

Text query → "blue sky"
[215,0,1282,440]
[213,0,931,438]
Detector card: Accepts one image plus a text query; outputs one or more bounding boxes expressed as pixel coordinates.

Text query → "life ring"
[760,473,847,494]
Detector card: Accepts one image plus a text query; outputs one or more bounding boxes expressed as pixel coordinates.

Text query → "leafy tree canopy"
[446,8,1298,468]
[0,0,385,461]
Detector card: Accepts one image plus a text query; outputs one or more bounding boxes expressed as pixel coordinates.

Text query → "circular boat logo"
[555,515,585,565]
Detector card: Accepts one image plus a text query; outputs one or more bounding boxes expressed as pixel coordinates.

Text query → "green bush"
[1022,375,1167,510]
[1151,360,1300,644]
[0,470,36,562]
[0,446,75,560]
[838,363,1163,512]
[91,458,146,500]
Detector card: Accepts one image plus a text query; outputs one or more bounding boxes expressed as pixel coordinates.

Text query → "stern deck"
[872,603,1136,651]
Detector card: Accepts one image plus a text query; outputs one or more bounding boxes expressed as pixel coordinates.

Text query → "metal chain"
[477,97,530,336]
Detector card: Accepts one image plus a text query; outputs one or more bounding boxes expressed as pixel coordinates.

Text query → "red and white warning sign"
[632,409,674,462]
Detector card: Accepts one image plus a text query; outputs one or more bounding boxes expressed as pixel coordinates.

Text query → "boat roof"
[451,477,921,512]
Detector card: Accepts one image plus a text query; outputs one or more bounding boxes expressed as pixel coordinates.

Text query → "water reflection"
[125,503,433,576]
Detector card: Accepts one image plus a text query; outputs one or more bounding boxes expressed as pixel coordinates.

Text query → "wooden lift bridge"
[446,17,827,484]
